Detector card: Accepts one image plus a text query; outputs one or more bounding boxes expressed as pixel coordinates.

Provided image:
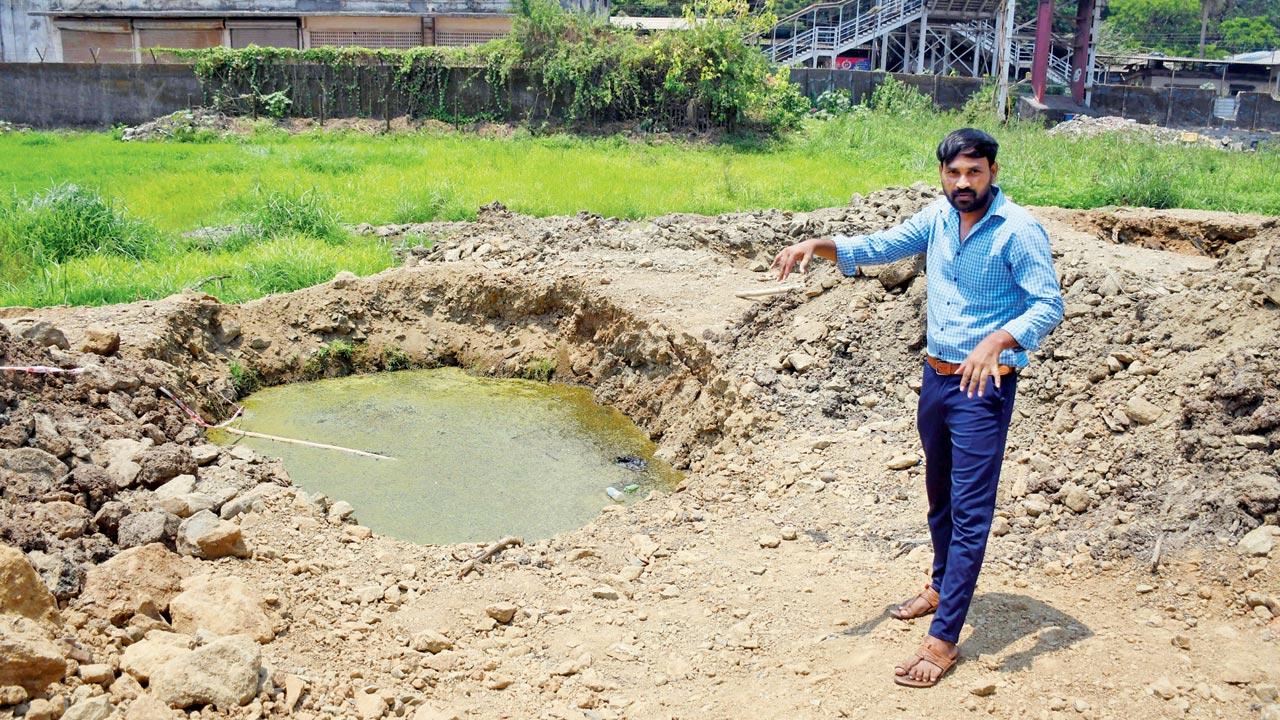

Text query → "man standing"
[771,128,1064,688]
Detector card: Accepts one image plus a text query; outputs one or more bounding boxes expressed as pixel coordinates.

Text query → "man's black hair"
[936,128,998,166]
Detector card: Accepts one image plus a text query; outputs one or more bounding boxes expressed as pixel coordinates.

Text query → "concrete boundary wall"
[789,68,985,110]
[1,63,201,127]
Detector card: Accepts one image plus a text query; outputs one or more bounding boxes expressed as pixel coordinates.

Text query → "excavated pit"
[213,368,681,544]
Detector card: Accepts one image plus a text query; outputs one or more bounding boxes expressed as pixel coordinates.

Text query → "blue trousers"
[917,361,1018,644]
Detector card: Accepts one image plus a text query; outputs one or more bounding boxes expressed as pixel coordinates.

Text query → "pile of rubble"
[1047,114,1242,149]
[119,110,242,142]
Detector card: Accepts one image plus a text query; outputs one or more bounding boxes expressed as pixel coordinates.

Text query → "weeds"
[391,182,474,223]
[304,341,414,378]
[223,185,343,250]
[229,361,262,396]
[521,357,556,382]
[0,184,157,264]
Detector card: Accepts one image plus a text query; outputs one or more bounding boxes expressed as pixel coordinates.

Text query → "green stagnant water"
[211,368,680,545]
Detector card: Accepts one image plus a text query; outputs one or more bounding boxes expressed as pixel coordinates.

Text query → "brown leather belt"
[926,356,1015,377]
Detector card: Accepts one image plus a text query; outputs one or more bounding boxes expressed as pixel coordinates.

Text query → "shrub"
[865,76,934,118]
[0,184,157,266]
[223,185,342,248]
[391,182,472,223]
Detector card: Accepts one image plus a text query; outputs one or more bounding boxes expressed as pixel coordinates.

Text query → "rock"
[117,511,179,550]
[148,634,261,709]
[887,454,918,470]
[0,685,28,705]
[123,693,179,720]
[592,586,620,601]
[24,698,58,720]
[1125,397,1164,425]
[780,526,798,541]
[282,674,305,712]
[410,631,453,654]
[485,603,518,624]
[332,271,358,289]
[190,445,219,466]
[875,253,924,291]
[328,500,355,522]
[135,445,196,489]
[991,516,1011,536]
[0,544,61,626]
[153,475,196,499]
[80,543,189,625]
[786,352,816,374]
[758,534,781,549]
[33,501,91,540]
[1237,474,1280,519]
[156,493,217,519]
[32,413,70,458]
[176,510,249,559]
[0,447,67,502]
[62,696,114,720]
[169,574,276,643]
[1237,525,1280,557]
[412,704,461,720]
[352,689,386,719]
[120,632,195,682]
[20,321,69,349]
[970,682,997,697]
[1149,676,1179,700]
[77,663,115,685]
[1061,483,1092,513]
[0,615,66,694]
[79,328,120,356]
[792,319,827,345]
[90,439,147,489]
[24,550,84,600]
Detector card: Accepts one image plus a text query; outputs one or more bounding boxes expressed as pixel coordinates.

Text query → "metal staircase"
[764,0,927,67]
[950,21,1075,83]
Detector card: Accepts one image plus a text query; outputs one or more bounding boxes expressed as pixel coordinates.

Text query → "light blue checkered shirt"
[834,186,1064,368]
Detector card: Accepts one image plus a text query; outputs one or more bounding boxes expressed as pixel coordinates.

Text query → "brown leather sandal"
[889,583,939,620]
[893,643,958,688]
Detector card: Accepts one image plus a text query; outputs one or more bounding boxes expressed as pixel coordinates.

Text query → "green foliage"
[391,181,474,223]
[178,0,804,134]
[1218,16,1280,52]
[864,76,934,118]
[380,346,412,371]
[229,361,263,396]
[0,184,157,270]
[957,82,999,124]
[223,185,343,249]
[521,357,556,382]
[304,340,414,377]
[814,89,854,115]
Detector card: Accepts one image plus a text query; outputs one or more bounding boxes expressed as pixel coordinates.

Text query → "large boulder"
[148,634,261,709]
[0,615,66,694]
[117,511,180,550]
[78,544,190,625]
[90,439,148,489]
[135,446,196,489]
[0,448,67,502]
[0,544,61,626]
[120,631,195,683]
[175,511,248,559]
[169,574,276,643]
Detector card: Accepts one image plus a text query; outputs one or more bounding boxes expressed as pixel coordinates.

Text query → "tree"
[1218,15,1280,51]
[1199,0,1232,55]
[1104,0,1201,54]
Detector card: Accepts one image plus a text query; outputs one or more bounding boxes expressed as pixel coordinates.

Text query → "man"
[771,128,1064,688]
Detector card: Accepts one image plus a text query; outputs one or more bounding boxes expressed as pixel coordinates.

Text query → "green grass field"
[2,112,1278,308]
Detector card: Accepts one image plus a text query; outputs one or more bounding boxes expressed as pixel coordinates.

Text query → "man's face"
[940,153,998,214]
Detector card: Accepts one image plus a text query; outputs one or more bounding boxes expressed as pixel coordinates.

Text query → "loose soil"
[2,187,1278,719]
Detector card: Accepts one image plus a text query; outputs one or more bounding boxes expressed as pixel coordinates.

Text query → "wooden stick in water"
[734,283,805,299]
[222,427,396,461]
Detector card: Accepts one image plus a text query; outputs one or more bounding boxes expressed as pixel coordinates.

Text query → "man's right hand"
[771,237,837,281]
[771,240,816,282]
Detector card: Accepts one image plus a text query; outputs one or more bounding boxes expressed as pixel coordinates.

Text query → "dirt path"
[1,189,1277,720]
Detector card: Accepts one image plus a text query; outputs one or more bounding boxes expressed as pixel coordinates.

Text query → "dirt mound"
[1046,114,1248,149]
[120,109,243,141]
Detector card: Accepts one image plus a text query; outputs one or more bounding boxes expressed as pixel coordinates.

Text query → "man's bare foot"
[894,635,958,686]
[889,584,939,620]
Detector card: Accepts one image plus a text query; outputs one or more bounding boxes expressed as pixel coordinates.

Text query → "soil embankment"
[1,188,1278,719]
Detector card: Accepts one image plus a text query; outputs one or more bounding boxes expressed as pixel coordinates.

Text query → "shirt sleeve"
[833,205,934,277]
[1000,221,1064,352]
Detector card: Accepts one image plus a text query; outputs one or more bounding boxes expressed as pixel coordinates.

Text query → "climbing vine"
[170,0,809,132]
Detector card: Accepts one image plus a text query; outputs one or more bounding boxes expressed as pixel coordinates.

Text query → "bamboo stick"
[222,427,396,461]
[734,283,805,299]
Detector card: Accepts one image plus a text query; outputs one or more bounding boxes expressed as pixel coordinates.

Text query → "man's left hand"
[958,330,1017,398]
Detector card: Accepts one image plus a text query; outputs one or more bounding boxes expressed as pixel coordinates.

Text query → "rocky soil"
[1,187,1278,720]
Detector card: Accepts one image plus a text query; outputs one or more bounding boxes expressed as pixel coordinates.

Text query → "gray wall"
[2,0,57,61]
[0,63,201,126]
[1090,84,1219,127]
[789,68,986,110]
[1238,92,1280,131]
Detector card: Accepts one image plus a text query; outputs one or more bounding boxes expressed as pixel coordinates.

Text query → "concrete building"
[0,0,606,62]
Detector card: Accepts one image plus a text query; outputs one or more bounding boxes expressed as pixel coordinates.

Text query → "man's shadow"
[841,592,1093,672]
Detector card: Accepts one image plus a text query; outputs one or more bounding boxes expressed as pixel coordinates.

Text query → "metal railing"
[764,0,927,66]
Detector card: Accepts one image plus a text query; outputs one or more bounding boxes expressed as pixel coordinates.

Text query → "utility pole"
[1030,0,1054,102]
[993,0,1016,120]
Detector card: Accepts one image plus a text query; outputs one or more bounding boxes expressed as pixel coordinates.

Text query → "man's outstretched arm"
[772,206,935,281]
